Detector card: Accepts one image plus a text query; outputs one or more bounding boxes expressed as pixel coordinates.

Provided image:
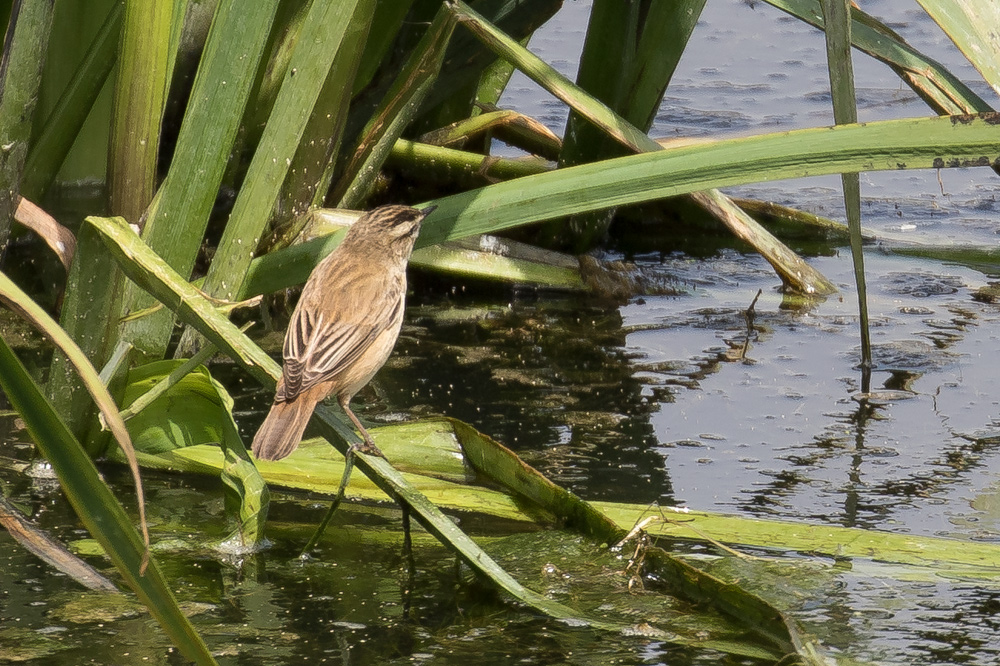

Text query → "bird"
[251,204,435,462]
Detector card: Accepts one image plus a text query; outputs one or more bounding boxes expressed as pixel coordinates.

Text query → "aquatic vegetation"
[0,1,999,663]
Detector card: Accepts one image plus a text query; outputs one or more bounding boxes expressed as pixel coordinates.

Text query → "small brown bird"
[252,204,435,461]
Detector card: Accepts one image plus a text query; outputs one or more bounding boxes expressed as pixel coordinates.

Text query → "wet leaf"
[120,360,240,454]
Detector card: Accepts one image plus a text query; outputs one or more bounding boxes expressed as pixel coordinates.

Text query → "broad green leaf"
[135,425,1000,578]
[609,504,1000,581]
[220,428,270,552]
[450,419,825,662]
[915,0,1000,98]
[108,0,173,222]
[133,422,476,488]
[414,113,1000,247]
[22,2,121,199]
[116,356,269,549]
[120,360,240,454]
[117,334,223,422]
[0,0,54,249]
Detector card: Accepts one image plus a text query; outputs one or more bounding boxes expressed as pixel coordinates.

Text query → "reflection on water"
[385,292,669,502]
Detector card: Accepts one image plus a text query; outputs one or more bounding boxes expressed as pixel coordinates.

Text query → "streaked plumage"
[252,204,433,461]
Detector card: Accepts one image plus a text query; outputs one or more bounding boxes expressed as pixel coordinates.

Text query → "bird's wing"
[278,287,403,401]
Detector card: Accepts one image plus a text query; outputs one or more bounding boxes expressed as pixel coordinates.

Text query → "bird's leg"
[300,450,355,558]
[341,399,385,457]
[400,501,415,619]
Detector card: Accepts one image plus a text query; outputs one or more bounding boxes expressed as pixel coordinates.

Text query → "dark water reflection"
[388,290,671,503]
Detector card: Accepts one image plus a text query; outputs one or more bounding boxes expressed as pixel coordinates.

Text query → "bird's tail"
[251,398,315,461]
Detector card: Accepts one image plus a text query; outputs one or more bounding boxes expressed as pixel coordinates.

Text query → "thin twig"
[739,288,763,360]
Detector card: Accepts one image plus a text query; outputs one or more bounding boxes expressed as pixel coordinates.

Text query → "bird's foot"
[349,438,385,458]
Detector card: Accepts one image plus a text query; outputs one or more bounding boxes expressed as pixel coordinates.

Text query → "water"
[4,1,1000,664]
[404,2,1000,662]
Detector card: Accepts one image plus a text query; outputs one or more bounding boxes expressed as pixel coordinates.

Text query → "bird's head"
[351,204,435,256]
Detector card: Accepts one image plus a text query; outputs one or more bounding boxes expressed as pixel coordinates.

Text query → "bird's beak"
[420,205,438,217]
